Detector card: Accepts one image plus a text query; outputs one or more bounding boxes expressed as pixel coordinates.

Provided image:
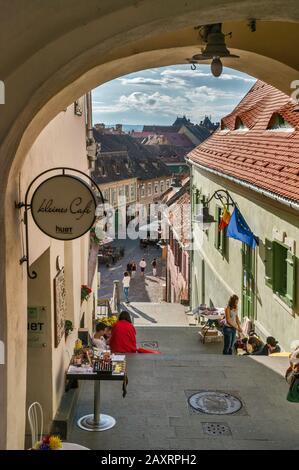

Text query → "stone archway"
[2,1,299,449]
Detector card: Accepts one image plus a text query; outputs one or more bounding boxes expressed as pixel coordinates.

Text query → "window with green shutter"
[272,241,296,308]
[264,239,273,287]
[286,250,296,308]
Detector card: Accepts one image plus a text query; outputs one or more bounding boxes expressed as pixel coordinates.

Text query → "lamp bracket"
[205,189,236,208]
[15,167,104,279]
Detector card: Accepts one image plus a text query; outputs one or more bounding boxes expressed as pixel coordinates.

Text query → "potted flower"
[97,315,118,327]
[81,284,92,302]
[64,320,73,339]
[32,434,62,450]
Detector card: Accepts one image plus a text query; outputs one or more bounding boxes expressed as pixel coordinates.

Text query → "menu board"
[54,268,66,347]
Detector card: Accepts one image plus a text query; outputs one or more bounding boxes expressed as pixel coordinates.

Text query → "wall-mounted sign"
[54,268,66,348]
[27,306,47,348]
[31,175,96,240]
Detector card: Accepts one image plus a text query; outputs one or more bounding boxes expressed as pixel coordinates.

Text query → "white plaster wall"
[21,101,90,447]
[192,166,299,351]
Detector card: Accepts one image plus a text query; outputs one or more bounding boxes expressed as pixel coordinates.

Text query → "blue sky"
[92,64,256,126]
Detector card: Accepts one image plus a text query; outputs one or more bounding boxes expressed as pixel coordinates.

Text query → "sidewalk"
[68,326,299,450]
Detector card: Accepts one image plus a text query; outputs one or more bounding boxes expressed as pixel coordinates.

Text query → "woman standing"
[122,271,131,303]
[223,294,242,355]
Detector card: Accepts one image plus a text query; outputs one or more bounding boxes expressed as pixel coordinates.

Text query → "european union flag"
[227,207,257,248]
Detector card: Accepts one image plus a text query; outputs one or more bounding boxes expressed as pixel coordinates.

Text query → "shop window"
[265,239,296,308]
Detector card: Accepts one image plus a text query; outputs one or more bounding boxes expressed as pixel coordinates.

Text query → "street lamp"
[193,189,235,230]
[187,23,239,78]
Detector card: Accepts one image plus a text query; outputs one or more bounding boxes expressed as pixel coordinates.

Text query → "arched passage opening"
[1,4,299,448]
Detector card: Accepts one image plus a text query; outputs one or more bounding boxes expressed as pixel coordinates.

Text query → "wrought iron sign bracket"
[15,167,104,280]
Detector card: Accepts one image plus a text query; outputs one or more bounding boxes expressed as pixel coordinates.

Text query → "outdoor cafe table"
[66,359,127,432]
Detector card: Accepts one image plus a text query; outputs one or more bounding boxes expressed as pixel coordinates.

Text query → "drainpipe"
[86,91,97,170]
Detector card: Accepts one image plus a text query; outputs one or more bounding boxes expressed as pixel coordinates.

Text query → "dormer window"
[220,120,229,131]
[235,117,248,131]
[267,113,294,131]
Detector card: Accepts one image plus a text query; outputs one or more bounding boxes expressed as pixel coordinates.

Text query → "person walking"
[131,261,137,278]
[126,261,132,277]
[151,258,157,276]
[122,271,131,303]
[222,294,242,355]
[139,258,147,276]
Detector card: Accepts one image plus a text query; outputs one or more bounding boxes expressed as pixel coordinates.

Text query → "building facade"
[187,80,299,351]
[14,99,96,447]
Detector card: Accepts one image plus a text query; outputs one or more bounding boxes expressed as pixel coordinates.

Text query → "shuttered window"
[264,239,273,287]
[269,240,296,309]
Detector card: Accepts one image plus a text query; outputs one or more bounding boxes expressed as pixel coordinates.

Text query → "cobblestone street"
[98,238,166,304]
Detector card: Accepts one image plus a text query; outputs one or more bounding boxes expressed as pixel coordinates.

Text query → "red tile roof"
[187,80,299,203]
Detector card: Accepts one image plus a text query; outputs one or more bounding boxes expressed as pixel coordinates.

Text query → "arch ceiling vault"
[1,0,299,449]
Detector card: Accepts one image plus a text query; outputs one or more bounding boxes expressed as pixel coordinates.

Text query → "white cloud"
[189,85,243,102]
[118,76,186,89]
[219,73,255,82]
[119,91,188,116]
[161,69,210,78]
[161,68,255,82]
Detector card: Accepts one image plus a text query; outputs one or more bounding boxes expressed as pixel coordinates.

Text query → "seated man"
[245,336,265,355]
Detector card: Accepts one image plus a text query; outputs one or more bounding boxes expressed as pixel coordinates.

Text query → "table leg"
[202,320,209,344]
[77,380,116,432]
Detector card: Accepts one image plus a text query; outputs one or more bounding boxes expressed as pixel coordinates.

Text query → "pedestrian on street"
[131,261,137,278]
[151,258,157,276]
[222,294,242,355]
[126,261,132,276]
[122,271,131,303]
[139,258,147,276]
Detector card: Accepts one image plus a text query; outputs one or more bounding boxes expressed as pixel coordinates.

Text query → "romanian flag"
[219,206,231,231]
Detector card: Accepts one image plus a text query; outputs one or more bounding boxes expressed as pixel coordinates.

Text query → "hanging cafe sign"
[31,175,96,240]
[16,168,104,279]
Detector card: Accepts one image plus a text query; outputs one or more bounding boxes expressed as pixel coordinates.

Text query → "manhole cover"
[188,391,242,415]
[202,422,231,436]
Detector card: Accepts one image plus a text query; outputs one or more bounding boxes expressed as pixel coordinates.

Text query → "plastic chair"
[28,402,43,448]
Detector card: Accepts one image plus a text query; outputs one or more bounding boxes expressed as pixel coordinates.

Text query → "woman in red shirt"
[110,311,137,353]
[110,311,161,354]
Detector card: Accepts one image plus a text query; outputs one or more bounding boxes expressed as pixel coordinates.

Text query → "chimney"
[115,124,123,134]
